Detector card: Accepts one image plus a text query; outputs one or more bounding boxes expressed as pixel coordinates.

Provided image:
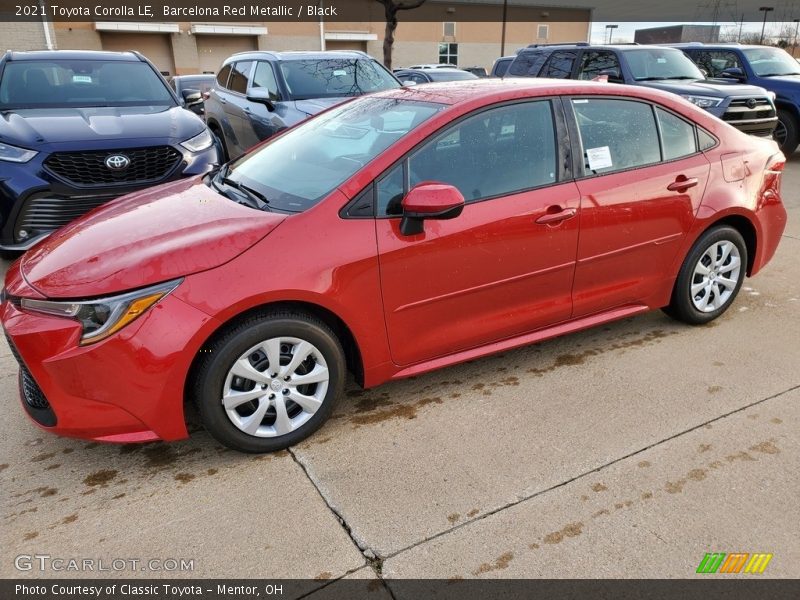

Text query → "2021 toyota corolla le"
[1,79,787,453]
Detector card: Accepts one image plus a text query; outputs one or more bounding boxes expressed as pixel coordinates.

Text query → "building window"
[443,22,456,37]
[439,42,458,66]
[537,24,549,40]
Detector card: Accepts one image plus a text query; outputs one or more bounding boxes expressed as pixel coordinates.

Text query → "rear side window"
[216,64,231,88]
[229,61,252,94]
[493,58,511,77]
[657,108,697,160]
[572,98,660,174]
[251,61,280,100]
[541,51,577,79]
[507,52,547,77]
[578,51,621,80]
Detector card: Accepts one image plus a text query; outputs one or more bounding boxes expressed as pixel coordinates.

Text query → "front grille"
[44,146,182,187]
[723,98,776,123]
[5,334,56,426]
[16,194,115,240]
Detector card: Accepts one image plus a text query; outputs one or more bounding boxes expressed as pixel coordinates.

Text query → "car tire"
[0,250,20,261]
[664,225,747,325]
[775,109,799,156]
[192,310,345,453]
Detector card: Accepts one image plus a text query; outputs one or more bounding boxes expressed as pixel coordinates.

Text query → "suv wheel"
[775,109,799,155]
[192,311,345,453]
[664,226,747,325]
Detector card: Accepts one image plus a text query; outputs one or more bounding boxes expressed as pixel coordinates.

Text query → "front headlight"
[0,142,38,163]
[20,279,182,346]
[181,129,213,153]
[681,95,723,109]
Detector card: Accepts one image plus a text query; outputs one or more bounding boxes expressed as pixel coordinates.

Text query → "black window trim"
[564,95,709,180]
[340,97,573,220]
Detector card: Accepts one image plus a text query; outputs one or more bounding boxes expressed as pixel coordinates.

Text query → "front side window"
[439,43,458,66]
[541,51,577,79]
[0,60,175,109]
[572,98,660,174]
[225,97,443,212]
[229,61,253,94]
[657,108,697,161]
[403,101,557,207]
[578,51,621,80]
[251,62,280,99]
[742,47,800,76]
[689,50,741,78]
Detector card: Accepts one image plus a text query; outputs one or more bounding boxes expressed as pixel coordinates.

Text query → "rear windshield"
[279,59,400,100]
[0,60,175,109]
[427,70,479,82]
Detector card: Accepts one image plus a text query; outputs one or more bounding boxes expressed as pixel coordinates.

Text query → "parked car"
[464,66,488,77]
[169,74,215,115]
[205,50,401,160]
[490,55,516,77]
[0,50,218,256]
[506,44,778,139]
[406,63,456,69]
[671,43,800,154]
[2,79,786,452]
[393,68,479,84]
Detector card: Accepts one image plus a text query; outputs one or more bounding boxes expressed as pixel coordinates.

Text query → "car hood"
[292,97,350,116]
[0,105,205,149]
[641,80,769,98]
[21,177,286,299]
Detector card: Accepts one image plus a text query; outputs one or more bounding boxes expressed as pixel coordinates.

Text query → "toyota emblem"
[746,98,758,109]
[105,154,131,170]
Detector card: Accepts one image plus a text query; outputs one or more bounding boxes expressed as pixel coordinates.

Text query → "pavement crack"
[382,382,800,561]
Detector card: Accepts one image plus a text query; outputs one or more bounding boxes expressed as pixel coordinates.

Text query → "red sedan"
[1,79,787,453]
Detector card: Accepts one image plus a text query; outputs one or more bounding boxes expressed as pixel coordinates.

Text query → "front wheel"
[775,109,799,156]
[192,311,345,453]
[664,226,747,325]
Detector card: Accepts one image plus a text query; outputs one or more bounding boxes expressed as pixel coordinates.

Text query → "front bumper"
[0,266,219,442]
[0,144,218,251]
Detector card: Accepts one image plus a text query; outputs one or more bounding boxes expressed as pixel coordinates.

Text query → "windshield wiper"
[221,177,271,211]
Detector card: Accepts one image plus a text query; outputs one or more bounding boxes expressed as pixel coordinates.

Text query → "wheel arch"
[705,214,758,275]
[184,300,365,410]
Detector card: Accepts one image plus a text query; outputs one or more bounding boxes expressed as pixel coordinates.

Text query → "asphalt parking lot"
[1,158,798,586]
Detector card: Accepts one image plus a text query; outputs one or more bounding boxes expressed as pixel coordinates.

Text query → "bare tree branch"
[372,0,428,70]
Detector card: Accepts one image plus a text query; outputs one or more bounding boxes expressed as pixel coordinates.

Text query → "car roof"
[172,74,215,79]
[520,44,665,53]
[369,77,692,107]
[224,50,371,63]
[669,43,777,50]
[6,50,141,61]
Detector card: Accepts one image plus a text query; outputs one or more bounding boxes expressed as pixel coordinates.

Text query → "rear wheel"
[192,311,345,453]
[664,226,747,325]
[775,109,798,156]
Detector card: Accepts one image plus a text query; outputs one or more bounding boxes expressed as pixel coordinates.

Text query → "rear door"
[540,51,579,79]
[376,99,581,366]
[566,97,711,316]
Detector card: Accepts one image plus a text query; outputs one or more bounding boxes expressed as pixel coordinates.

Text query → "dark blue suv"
[0,50,219,254]
[205,51,400,160]
[674,44,800,154]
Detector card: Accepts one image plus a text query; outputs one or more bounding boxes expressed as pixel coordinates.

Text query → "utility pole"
[759,6,774,44]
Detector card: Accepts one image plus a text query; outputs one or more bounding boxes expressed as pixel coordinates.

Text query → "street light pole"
[759,6,774,45]
[605,24,618,44]
[500,0,508,57]
[793,18,799,57]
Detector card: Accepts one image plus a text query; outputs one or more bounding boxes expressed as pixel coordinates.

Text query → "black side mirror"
[598,70,623,83]
[721,67,746,82]
[181,88,202,105]
[246,88,278,112]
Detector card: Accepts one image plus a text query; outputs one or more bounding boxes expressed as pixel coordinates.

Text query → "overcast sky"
[589,21,800,43]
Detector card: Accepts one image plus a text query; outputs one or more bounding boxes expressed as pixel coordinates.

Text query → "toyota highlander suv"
[506,44,778,138]
[0,50,219,255]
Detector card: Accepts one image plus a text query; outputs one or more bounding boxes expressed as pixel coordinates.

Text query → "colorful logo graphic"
[696,552,773,574]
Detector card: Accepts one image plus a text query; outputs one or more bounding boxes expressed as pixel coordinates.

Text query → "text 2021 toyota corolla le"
[1,79,787,453]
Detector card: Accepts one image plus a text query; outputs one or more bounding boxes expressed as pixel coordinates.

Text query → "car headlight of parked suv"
[0,142,38,163]
[681,95,723,108]
[181,129,214,153]
[20,279,182,346]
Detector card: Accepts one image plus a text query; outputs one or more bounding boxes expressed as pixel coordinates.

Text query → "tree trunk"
[383,10,398,70]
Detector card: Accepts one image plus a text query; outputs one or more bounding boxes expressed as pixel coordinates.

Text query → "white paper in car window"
[72,75,92,83]
[586,146,613,171]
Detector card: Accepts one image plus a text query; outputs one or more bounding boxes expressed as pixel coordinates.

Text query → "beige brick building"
[3,2,590,75]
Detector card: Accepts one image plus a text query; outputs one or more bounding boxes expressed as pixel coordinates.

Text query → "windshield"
[0,60,175,110]
[279,59,400,100]
[222,97,443,212]
[428,70,479,82]
[625,48,705,81]
[743,47,800,76]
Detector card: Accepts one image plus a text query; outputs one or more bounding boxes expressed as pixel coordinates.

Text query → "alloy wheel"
[690,240,742,313]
